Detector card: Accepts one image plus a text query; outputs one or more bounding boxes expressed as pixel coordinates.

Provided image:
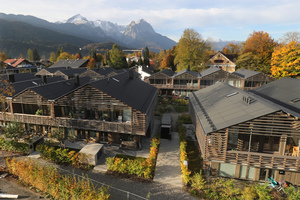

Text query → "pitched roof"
[189,82,278,135]
[10,76,65,97]
[4,59,32,67]
[174,68,199,78]
[1,73,37,83]
[199,67,222,77]
[250,77,300,117]
[29,77,90,100]
[233,69,261,79]
[55,68,87,77]
[49,59,89,68]
[91,67,116,76]
[160,69,175,77]
[89,72,157,114]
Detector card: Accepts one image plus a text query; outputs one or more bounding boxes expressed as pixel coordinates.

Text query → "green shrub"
[190,170,206,191]
[0,137,28,154]
[255,183,273,200]
[173,105,189,113]
[285,185,300,200]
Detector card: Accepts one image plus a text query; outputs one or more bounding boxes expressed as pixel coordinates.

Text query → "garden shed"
[161,113,172,139]
[79,143,103,165]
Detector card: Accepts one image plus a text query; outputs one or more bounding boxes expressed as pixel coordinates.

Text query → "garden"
[106,136,160,180]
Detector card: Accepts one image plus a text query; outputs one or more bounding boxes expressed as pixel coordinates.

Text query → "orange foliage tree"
[271,41,300,78]
[222,43,243,55]
[241,31,277,73]
[87,58,96,69]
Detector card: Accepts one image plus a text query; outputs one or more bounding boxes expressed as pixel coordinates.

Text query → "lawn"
[186,137,202,175]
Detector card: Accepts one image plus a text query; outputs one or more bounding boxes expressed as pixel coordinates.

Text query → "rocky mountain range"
[0,13,177,57]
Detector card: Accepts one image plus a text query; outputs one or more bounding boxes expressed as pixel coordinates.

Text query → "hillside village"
[1,14,300,200]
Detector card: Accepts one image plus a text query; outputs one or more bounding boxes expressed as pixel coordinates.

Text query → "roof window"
[226,92,238,98]
[290,98,300,103]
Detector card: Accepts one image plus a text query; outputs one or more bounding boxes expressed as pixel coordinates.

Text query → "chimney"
[74,74,79,85]
[8,74,15,83]
[42,75,47,84]
[188,65,190,71]
[129,68,134,79]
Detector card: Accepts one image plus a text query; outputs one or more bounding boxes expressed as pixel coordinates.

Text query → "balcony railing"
[151,84,199,90]
[225,150,300,171]
[0,113,132,134]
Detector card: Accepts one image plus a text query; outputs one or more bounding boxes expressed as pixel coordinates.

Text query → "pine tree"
[144,47,150,66]
[33,49,40,61]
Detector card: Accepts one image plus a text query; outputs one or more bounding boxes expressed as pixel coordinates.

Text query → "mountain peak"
[66,14,89,25]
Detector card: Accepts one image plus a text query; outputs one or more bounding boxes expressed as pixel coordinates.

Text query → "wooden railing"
[151,84,199,90]
[225,150,300,171]
[0,113,132,134]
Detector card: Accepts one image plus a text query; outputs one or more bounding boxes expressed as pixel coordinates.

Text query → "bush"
[285,185,300,200]
[5,158,110,200]
[241,185,258,200]
[37,143,79,166]
[0,137,28,154]
[190,170,206,191]
[255,183,273,200]
[106,137,160,179]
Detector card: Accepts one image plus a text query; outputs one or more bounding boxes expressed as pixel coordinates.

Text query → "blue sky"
[1,0,299,42]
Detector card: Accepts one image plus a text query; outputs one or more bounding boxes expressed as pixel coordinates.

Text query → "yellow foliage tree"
[271,41,300,78]
[57,52,75,61]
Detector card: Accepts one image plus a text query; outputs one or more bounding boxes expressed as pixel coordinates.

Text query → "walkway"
[153,132,182,187]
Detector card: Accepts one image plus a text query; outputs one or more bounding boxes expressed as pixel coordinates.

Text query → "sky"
[1,0,300,42]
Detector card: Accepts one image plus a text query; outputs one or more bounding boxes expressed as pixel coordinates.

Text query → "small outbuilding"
[79,143,104,166]
[161,113,172,139]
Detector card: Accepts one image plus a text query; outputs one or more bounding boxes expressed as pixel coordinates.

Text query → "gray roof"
[233,69,261,79]
[174,69,199,78]
[250,77,300,117]
[28,77,90,100]
[160,69,175,77]
[199,67,222,77]
[49,59,89,68]
[189,82,279,135]
[55,68,87,77]
[10,76,65,97]
[90,71,157,114]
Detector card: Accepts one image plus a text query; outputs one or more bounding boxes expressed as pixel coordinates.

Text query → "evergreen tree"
[56,49,60,60]
[27,49,33,61]
[143,47,150,66]
[33,49,40,61]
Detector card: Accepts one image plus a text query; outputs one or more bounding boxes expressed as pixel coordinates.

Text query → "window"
[122,107,131,122]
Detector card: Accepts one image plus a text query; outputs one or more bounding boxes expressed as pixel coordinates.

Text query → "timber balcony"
[0,112,132,134]
[151,84,199,90]
[224,150,300,171]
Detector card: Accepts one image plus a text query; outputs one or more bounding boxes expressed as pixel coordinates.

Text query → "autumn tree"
[27,49,33,61]
[279,32,300,45]
[271,41,300,78]
[222,43,243,55]
[0,52,8,62]
[109,44,128,69]
[49,52,57,63]
[57,52,75,61]
[240,31,277,74]
[174,28,210,72]
[87,58,96,69]
[236,52,261,71]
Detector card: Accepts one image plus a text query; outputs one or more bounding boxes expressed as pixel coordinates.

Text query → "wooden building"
[233,69,275,90]
[204,52,237,73]
[189,78,300,185]
[0,71,157,149]
[145,67,274,97]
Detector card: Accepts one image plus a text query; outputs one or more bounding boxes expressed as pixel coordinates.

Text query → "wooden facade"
[205,52,237,73]
[1,77,157,148]
[145,67,272,96]
[189,84,300,185]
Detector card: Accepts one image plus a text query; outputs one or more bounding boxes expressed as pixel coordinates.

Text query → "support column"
[50,102,55,118]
